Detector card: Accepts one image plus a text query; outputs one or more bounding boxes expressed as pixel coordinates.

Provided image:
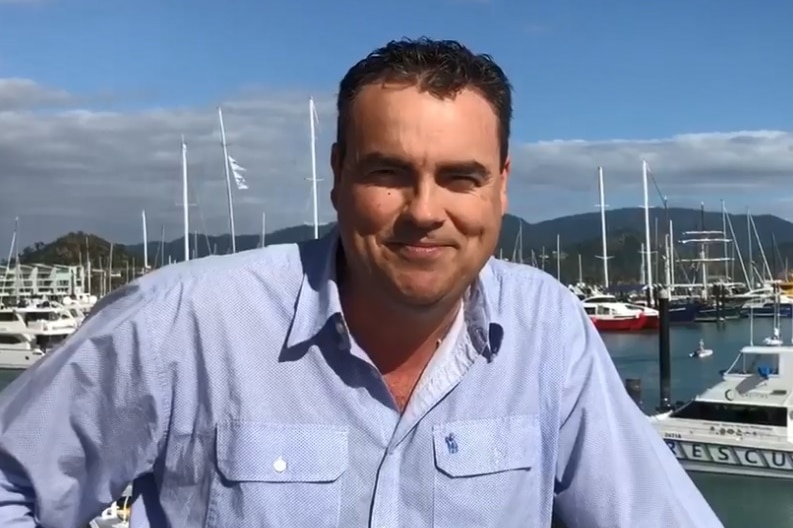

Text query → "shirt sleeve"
[0,282,172,528]
[552,297,724,528]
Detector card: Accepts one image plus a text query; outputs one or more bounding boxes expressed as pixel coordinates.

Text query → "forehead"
[346,83,500,167]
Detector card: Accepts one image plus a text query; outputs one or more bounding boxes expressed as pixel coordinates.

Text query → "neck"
[339,276,463,376]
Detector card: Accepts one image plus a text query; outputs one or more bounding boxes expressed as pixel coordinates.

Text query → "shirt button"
[273,457,287,473]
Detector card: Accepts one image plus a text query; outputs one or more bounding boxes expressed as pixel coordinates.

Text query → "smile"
[388,243,451,260]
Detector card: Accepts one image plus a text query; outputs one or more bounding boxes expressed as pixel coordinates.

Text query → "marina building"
[0,264,88,304]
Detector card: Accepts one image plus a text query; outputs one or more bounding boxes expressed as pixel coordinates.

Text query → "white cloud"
[512,130,793,191]
[0,78,71,109]
[1,77,792,247]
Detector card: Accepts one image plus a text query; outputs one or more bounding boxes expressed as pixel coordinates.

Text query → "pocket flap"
[433,414,538,477]
[216,421,349,483]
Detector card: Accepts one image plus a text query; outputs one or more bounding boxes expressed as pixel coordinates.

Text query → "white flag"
[227,155,249,190]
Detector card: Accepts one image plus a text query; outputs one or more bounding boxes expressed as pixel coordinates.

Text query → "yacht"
[650,336,793,479]
[0,308,74,370]
[741,294,793,318]
[0,332,47,370]
[582,294,659,331]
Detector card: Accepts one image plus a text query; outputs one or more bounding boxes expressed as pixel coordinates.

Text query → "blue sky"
[0,0,792,244]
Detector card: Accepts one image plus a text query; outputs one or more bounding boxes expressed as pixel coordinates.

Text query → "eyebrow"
[356,152,413,171]
[436,161,489,178]
[357,153,489,177]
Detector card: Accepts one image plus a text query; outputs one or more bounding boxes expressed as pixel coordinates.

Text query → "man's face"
[331,83,509,310]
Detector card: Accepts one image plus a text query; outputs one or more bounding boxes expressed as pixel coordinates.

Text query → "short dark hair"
[336,37,513,168]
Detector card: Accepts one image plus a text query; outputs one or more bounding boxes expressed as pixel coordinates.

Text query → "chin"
[387,281,450,309]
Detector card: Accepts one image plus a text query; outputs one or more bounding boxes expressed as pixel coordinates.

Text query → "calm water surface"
[0,318,791,527]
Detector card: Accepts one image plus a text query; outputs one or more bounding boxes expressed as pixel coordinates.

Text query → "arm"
[0,283,172,527]
[552,299,723,528]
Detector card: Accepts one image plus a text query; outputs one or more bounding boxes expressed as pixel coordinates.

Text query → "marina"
[3,173,793,526]
[0,2,789,525]
[3,190,793,527]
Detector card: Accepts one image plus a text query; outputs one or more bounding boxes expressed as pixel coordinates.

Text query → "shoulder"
[133,242,305,296]
[480,258,592,381]
[482,258,583,324]
[87,240,320,329]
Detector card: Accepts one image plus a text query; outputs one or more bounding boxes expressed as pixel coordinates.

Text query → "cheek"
[347,188,403,235]
[449,196,500,238]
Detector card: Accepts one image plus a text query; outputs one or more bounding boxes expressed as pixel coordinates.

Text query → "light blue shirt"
[0,229,723,527]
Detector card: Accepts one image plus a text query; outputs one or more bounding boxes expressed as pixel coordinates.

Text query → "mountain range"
[13,207,793,284]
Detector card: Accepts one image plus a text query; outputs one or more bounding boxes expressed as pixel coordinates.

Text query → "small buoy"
[690,339,713,358]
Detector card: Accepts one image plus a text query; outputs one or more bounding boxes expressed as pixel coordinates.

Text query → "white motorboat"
[0,332,46,370]
[0,307,73,370]
[651,334,793,479]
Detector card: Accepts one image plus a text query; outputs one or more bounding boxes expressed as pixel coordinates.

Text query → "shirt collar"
[285,227,504,359]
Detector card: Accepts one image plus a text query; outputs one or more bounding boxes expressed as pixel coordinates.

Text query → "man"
[0,38,722,527]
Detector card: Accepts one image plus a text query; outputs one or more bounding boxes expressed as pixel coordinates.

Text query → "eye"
[445,175,481,191]
[363,167,409,186]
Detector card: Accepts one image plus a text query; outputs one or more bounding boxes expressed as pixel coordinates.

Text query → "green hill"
[13,231,136,269]
[8,207,793,285]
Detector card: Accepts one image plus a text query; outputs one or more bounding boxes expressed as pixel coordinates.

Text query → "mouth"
[386,241,453,259]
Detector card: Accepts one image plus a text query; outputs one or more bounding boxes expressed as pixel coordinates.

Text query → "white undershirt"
[413,304,466,396]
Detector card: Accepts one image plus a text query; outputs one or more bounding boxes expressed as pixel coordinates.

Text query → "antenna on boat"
[749,305,754,345]
[773,282,781,339]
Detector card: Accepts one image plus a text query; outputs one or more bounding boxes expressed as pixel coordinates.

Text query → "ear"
[499,156,510,216]
[330,142,342,210]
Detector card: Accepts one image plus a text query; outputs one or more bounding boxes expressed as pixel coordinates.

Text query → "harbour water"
[0,317,791,527]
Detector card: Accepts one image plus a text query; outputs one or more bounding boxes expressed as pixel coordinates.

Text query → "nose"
[403,179,445,229]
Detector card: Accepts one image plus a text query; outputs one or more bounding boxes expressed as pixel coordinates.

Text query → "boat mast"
[642,160,654,305]
[141,209,149,270]
[309,97,320,239]
[596,166,611,289]
[182,136,190,262]
[218,107,237,253]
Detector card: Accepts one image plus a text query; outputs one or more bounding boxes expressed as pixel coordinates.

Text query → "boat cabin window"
[36,334,69,352]
[0,311,18,322]
[22,310,59,323]
[0,334,26,345]
[673,401,787,427]
[586,305,615,316]
[726,352,780,376]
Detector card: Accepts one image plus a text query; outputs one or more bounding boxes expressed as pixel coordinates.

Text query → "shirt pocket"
[432,414,541,528]
[206,420,348,528]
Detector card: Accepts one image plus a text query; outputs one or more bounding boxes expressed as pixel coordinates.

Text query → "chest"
[382,369,424,411]
[160,401,551,528]
[160,326,560,525]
